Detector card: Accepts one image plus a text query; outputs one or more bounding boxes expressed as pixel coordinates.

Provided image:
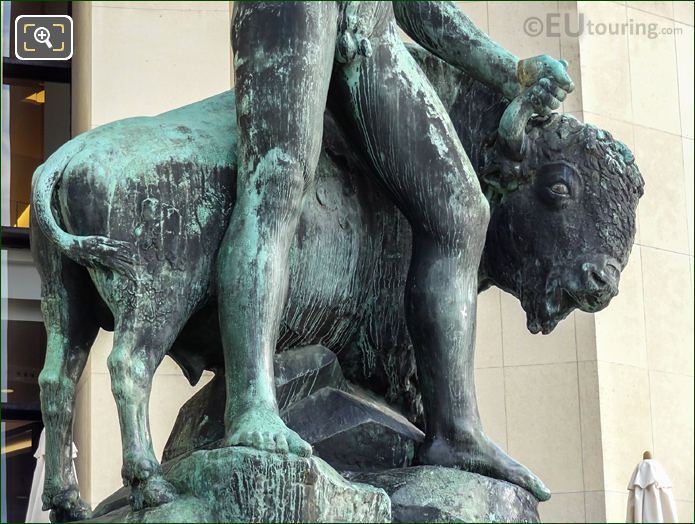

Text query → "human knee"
[243,148,310,219]
[427,191,490,251]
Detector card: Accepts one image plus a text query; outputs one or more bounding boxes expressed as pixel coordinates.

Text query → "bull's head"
[480,96,645,335]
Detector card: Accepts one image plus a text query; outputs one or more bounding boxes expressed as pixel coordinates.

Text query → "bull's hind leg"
[108,306,185,510]
[36,253,98,522]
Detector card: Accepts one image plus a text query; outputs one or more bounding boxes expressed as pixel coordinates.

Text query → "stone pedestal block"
[90,447,390,522]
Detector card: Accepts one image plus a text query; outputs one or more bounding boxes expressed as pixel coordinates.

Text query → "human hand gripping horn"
[498,57,574,160]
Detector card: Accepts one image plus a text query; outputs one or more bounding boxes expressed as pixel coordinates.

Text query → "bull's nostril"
[590,269,608,288]
[582,263,612,292]
[579,259,620,302]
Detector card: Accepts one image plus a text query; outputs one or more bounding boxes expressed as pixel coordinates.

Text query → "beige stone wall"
[71,2,694,521]
[575,2,694,521]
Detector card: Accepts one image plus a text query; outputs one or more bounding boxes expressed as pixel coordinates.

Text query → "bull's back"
[59,92,237,266]
[51,92,236,319]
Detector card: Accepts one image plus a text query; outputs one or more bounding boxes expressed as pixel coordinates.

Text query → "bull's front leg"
[409,226,551,501]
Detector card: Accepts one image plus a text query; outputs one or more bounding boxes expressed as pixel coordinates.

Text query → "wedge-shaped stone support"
[163,345,347,462]
[283,387,425,472]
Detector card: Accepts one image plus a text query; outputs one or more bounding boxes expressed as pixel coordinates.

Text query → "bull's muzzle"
[572,255,621,311]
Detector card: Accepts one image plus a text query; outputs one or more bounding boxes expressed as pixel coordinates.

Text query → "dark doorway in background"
[2,1,72,521]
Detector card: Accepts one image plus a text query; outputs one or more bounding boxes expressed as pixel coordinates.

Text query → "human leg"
[218,2,337,456]
[334,21,550,500]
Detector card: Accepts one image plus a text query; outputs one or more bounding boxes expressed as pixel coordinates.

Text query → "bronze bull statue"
[30,47,643,521]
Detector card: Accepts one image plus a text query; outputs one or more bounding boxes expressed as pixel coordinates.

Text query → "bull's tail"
[31,141,139,279]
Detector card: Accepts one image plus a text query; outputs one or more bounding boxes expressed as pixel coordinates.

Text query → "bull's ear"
[480,136,529,199]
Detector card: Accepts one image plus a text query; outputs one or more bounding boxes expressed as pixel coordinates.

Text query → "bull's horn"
[497,94,536,162]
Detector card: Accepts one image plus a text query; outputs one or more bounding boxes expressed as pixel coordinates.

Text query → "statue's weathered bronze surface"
[30,2,643,522]
[220,5,574,503]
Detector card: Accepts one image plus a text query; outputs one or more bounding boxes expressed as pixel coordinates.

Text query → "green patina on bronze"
[30,2,644,522]
[89,447,390,523]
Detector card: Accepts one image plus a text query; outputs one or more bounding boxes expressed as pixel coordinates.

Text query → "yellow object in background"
[15,204,31,227]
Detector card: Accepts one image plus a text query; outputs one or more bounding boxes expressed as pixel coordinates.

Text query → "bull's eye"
[550,182,570,196]
[536,163,578,208]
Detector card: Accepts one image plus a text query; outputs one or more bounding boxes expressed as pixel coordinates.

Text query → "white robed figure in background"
[26,429,79,523]
[627,452,678,523]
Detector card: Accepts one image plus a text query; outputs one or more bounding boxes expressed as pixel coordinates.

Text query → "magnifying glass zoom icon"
[33,26,53,49]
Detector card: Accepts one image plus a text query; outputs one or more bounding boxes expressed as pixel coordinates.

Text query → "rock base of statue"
[89,346,541,523]
[349,467,540,523]
[88,447,390,522]
[89,460,540,523]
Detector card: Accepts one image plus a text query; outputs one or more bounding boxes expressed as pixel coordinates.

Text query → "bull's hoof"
[130,475,178,511]
[416,428,551,502]
[44,488,92,523]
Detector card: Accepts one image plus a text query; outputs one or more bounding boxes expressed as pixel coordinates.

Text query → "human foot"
[416,427,550,501]
[224,405,312,457]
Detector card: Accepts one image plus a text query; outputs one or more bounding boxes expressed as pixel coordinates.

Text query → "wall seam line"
[623,0,658,494]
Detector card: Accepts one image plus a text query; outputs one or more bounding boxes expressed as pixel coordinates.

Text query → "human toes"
[224,429,243,447]
[493,458,551,502]
[259,431,277,452]
[516,468,551,502]
[287,431,312,457]
[275,434,289,454]
[251,431,265,450]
